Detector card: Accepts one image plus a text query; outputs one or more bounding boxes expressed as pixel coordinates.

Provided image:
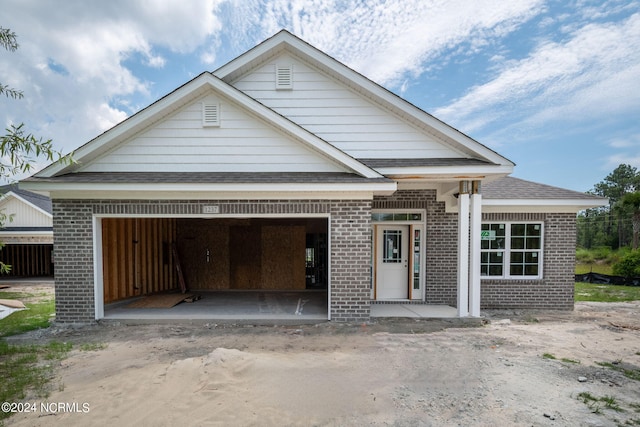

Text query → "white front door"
[376,225,409,299]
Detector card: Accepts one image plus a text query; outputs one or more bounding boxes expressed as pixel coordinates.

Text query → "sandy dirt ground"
[2,283,640,427]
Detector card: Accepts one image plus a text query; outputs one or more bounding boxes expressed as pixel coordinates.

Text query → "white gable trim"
[35,73,382,179]
[214,30,513,167]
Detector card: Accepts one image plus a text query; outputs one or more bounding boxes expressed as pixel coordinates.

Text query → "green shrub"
[612,250,640,277]
[576,248,595,264]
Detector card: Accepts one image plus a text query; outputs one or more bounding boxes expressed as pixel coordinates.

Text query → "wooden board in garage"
[177,220,230,290]
[102,218,177,303]
[176,219,308,291]
[261,225,305,290]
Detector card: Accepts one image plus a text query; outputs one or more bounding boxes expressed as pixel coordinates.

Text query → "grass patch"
[596,361,640,381]
[575,282,640,303]
[79,342,107,352]
[542,353,580,364]
[0,340,72,423]
[576,263,615,275]
[0,291,54,338]
[576,392,623,414]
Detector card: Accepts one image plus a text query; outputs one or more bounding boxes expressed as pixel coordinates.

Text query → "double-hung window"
[481,223,543,279]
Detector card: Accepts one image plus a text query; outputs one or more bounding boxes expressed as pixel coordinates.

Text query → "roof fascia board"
[482,198,608,208]
[441,198,607,213]
[21,180,397,197]
[379,165,514,178]
[215,31,513,167]
[0,191,52,218]
[476,198,608,213]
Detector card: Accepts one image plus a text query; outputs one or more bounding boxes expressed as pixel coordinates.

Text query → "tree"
[577,164,640,249]
[593,164,640,205]
[0,27,23,99]
[619,192,640,250]
[0,26,72,273]
[1,27,71,181]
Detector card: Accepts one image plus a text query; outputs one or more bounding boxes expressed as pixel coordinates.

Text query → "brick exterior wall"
[481,212,576,310]
[53,193,576,323]
[374,191,577,310]
[329,201,372,322]
[52,199,372,323]
[52,201,95,323]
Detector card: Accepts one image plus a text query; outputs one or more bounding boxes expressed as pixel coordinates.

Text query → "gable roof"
[0,185,53,233]
[34,72,383,180]
[0,185,52,216]
[214,30,514,172]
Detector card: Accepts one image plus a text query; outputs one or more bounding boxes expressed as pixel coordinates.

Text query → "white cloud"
[0,0,225,155]
[434,12,640,137]
[605,153,640,172]
[222,0,545,86]
[609,133,640,149]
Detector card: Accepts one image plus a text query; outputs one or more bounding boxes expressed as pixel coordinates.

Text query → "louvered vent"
[202,103,220,127]
[275,65,293,90]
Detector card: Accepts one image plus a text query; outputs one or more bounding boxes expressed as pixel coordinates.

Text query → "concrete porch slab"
[370,304,458,319]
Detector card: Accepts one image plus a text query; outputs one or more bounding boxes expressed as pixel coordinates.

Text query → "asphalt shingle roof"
[482,176,603,200]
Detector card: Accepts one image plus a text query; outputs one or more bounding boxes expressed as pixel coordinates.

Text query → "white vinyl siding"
[231,53,466,160]
[80,94,346,173]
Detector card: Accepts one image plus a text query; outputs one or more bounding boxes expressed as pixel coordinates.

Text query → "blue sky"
[1,0,639,192]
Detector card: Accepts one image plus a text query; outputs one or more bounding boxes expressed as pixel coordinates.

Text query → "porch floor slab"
[104,290,328,322]
[370,304,458,318]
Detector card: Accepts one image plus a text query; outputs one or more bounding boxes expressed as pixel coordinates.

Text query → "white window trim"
[481,221,544,280]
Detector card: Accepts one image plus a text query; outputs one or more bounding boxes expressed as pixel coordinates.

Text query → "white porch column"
[469,181,482,317]
[457,182,470,317]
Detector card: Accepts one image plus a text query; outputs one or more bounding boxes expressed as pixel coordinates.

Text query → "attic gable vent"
[275,65,293,90]
[202,102,220,127]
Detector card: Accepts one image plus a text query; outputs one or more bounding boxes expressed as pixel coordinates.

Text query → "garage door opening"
[0,244,53,278]
[100,216,329,320]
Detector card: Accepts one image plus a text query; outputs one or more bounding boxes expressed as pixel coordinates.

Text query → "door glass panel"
[413,229,420,289]
[383,230,402,263]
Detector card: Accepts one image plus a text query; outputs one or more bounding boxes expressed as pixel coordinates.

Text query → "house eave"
[21,181,398,200]
[382,165,514,182]
[481,198,609,214]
